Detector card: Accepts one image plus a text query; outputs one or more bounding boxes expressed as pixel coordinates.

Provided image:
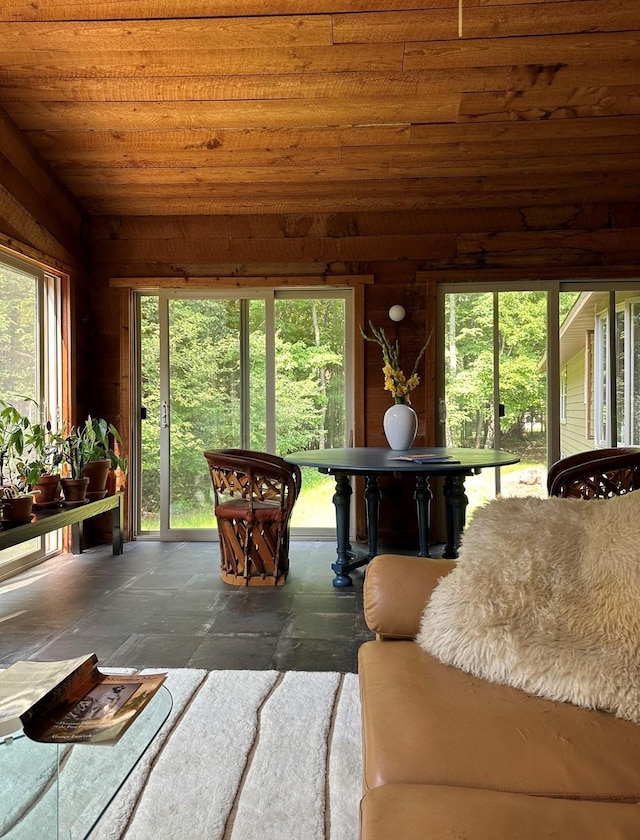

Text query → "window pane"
[275,297,346,529]
[632,303,640,445]
[168,298,248,529]
[0,262,37,402]
[616,309,625,444]
[139,295,160,531]
[444,290,549,517]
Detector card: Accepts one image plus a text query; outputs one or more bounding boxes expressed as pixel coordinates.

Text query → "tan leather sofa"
[358,554,640,840]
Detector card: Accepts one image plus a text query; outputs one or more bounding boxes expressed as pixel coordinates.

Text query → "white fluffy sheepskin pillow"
[417,490,640,722]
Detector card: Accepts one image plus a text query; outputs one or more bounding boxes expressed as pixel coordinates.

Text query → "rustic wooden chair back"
[547,447,640,499]
[203,450,299,586]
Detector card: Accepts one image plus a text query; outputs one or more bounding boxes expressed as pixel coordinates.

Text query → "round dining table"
[286,447,520,587]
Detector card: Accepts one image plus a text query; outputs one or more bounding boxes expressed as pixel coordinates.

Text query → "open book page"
[0,654,97,737]
[23,671,167,745]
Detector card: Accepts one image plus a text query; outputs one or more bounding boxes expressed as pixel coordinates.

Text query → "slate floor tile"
[0,539,434,673]
[107,633,203,670]
[187,635,278,670]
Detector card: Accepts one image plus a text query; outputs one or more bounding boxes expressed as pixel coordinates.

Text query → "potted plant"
[59,417,127,504]
[60,426,90,505]
[80,416,126,499]
[0,400,39,522]
[22,418,65,506]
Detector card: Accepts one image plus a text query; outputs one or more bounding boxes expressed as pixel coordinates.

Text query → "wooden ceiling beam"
[405,32,640,70]
[334,1,640,42]
[409,115,640,143]
[0,1,462,23]
[52,153,640,186]
[41,134,638,170]
[26,125,411,155]
[75,177,640,216]
[3,59,639,103]
[459,85,640,121]
[89,203,635,242]
[0,17,334,51]
[0,44,405,78]
[346,135,640,165]
[1,96,460,132]
[0,67,511,102]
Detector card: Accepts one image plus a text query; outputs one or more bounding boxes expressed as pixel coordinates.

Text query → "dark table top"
[285,447,520,476]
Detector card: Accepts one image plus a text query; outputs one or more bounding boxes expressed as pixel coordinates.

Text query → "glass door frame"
[131,286,355,541]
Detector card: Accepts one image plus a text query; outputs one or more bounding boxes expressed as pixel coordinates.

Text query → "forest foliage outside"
[444,290,579,461]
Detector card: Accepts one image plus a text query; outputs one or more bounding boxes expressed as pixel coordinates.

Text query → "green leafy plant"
[81,416,127,474]
[20,419,65,489]
[61,417,128,481]
[0,399,36,497]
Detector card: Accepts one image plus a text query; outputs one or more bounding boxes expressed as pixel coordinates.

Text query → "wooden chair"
[547,447,640,499]
[203,449,300,586]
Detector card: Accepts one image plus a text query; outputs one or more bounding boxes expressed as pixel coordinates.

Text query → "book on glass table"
[387,453,461,464]
[0,653,166,745]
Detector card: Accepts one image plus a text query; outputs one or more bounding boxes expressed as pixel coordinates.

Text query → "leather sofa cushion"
[359,640,640,802]
[360,784,640,840]
[363,555,455,639]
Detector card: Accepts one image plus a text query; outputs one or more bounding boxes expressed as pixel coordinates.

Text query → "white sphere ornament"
[388,305,406,323]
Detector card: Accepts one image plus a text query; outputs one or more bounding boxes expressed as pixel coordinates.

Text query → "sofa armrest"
[363,555,456,639]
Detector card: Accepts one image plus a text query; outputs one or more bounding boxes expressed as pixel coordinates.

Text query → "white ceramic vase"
[383,403,418,451]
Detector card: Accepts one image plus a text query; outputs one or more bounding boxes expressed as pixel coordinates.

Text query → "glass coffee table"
[1,684,172,839]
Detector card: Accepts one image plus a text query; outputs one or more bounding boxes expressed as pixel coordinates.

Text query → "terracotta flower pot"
[1,494,35,524]
[82,459,111,499]
[33,473,61,506]
[61,477,90,505]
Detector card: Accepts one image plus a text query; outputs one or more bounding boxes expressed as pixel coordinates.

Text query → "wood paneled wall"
[0,109,86,270]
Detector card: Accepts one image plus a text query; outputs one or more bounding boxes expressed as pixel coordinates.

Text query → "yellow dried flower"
[361,321,432,405]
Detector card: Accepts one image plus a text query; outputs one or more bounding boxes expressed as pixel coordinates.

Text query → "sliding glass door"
[135,289,352,539]
[439,281,640,521]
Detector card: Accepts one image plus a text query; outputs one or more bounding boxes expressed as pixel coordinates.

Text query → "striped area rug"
[90,669,363,840]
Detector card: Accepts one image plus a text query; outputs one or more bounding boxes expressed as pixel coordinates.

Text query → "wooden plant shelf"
[0,493,124,556]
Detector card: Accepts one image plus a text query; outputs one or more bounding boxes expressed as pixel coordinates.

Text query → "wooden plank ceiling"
[0,0,639,218]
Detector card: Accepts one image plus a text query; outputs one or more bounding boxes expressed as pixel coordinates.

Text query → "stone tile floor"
[0,540,381,673]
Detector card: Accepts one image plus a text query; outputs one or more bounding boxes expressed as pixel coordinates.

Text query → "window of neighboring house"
[623,299,640,446]
[592,297,640,448]
[584,330,594,440]
[560,368,567,424]
[0,251,63,579]
[594,313,609,446]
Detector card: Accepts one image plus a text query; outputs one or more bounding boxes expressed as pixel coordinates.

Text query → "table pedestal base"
[328,472,437,587]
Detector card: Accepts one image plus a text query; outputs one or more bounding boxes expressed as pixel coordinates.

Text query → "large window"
[0,252,63,578]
